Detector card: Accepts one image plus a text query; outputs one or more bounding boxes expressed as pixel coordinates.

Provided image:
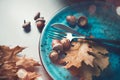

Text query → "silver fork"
[48,30,85,41]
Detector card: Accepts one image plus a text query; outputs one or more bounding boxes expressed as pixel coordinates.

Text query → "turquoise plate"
[40,1,120,80]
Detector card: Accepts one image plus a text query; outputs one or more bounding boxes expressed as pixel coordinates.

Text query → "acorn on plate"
[49,50,59,62]
[66,15,76,25]
[78,16,88,27]
[52,39,63,51]
[61,38,71,51]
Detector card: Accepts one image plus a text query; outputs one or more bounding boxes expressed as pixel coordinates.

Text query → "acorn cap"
[22,20,31,33]
[78,16,88,27]
[22,22,31,28]
[36,17,45,23]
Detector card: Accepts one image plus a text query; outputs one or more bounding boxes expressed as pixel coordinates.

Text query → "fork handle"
[85,37,120,45]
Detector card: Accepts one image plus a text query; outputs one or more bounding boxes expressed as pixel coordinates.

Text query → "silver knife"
[51,23,83,36]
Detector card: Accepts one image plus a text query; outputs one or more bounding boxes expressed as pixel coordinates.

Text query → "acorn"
[49,50,59,62]
[61,38,70,51]
[66,15,76,25]
[34,12,40,20]
[78,16,88,27]
[35,17,45,32]
[22,20,31,33]
[52,39,63,51]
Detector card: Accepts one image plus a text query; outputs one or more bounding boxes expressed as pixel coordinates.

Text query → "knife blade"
[51,23,83,36]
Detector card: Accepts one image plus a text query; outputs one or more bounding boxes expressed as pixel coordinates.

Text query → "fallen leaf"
[59,40,109,80]
[16,57,40,71]
[60,42,94,68]
[0,45,41,80]
[0,45,25,61]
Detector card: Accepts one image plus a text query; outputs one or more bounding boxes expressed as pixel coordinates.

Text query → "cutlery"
[50,23,120,45]
[48,31,85,41]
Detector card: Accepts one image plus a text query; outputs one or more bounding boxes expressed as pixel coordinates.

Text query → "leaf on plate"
[60,41,94,68]
[59,40,109,80]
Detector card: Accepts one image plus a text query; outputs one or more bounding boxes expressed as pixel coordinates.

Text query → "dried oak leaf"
[90,42,108,55]
[0,45,25,80]
[59,40,109,80]
[0,45,41,80]
[16,57,40,71]
[60,42,94,69]
[27,71,40,80]
[68,63,101,80]
[70,42,81,50]
[0,45,25,61]
[90,42,109,71]
[77,61,108,80]
[78,63,96,80]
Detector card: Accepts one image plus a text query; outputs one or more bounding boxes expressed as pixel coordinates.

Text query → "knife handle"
[85,37,120,45]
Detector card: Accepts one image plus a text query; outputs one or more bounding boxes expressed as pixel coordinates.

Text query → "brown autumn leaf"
[59,40,109,80]
[0,45,25,61]
[90,42,109,71]
[0,45,41,80]
[60,42,94,68]
[16,57,40,71]
[0,46,25,80]
[27,71,40,80]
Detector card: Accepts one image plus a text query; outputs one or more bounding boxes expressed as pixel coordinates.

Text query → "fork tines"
[47,28,67,40]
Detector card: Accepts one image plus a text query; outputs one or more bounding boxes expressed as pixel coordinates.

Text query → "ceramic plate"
[40,1,120,80]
